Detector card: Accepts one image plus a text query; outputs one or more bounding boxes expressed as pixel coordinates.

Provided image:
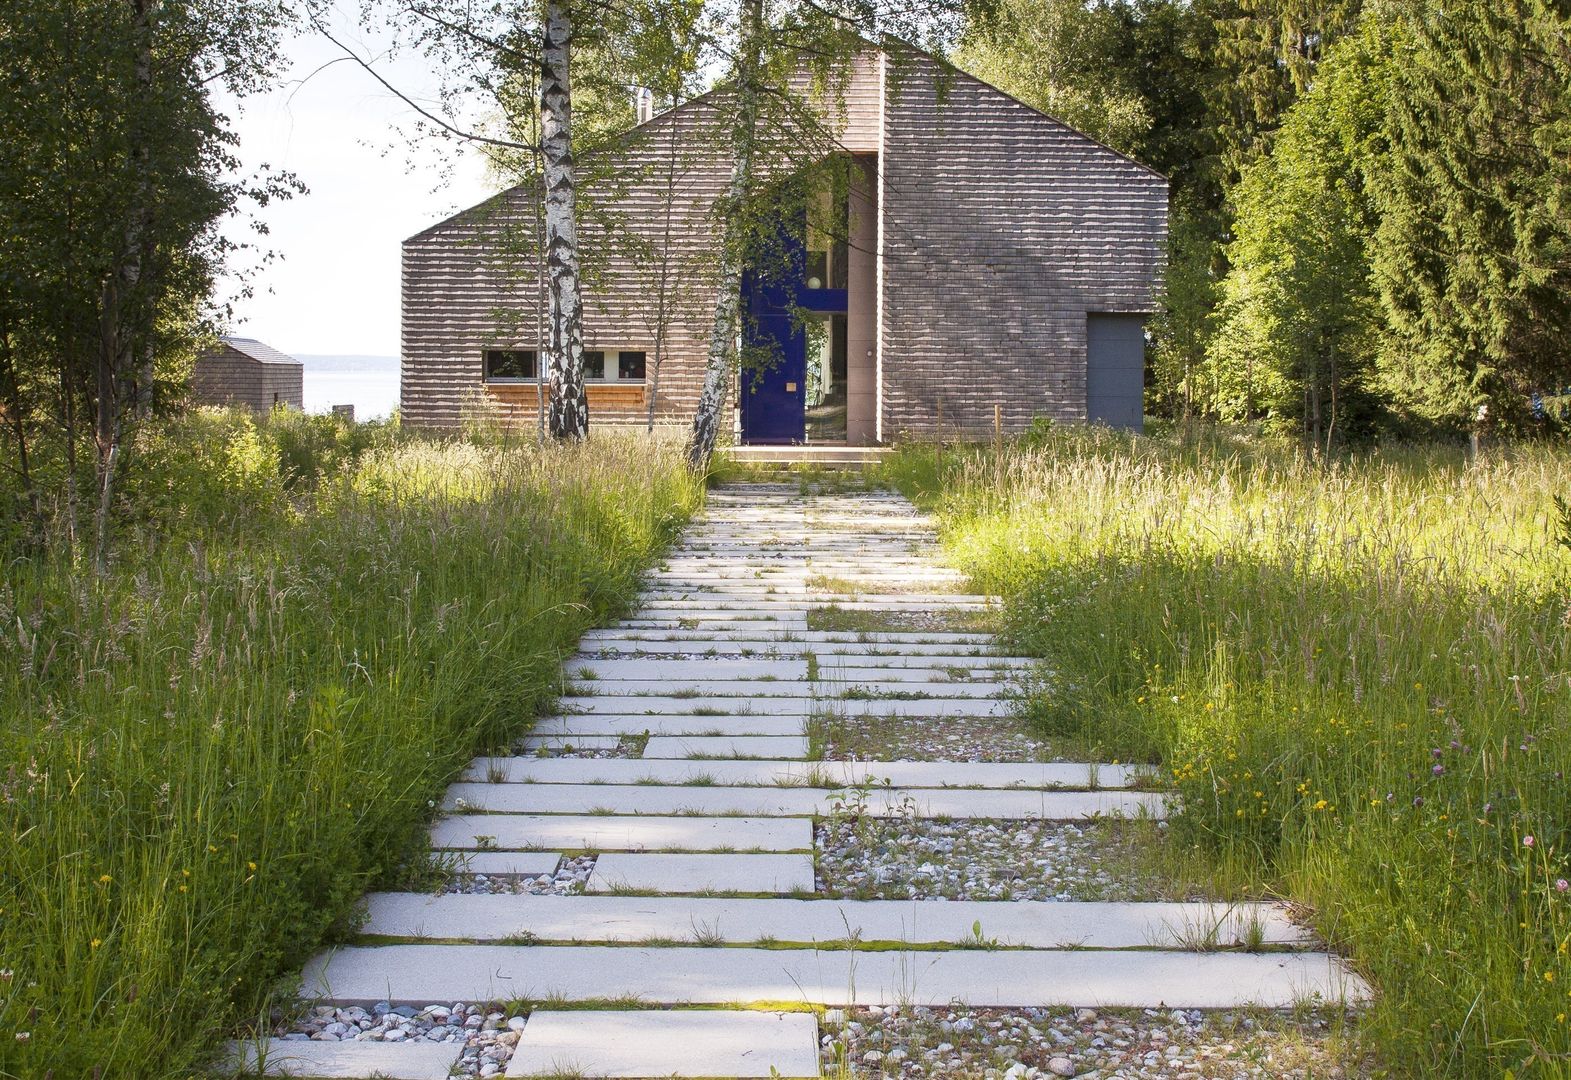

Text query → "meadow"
[883,425,1571,1078]
[0,410,703,1078]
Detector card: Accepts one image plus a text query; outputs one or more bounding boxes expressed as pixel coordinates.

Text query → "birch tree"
[684,0,764,470]
[539,1,588,437]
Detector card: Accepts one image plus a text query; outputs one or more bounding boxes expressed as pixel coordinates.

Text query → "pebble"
[819,1004,1370,1079]
[274,1003,528,1078]
[817,818,1178,902]
[445,854,596,896]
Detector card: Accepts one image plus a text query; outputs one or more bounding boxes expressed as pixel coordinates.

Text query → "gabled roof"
[219,336,302,367]
[406,40,1166,245]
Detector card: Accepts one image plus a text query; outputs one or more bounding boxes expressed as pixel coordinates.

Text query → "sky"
[217,6,500,357]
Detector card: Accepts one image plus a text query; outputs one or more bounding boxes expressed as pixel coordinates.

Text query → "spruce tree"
[1370,0,1571,429]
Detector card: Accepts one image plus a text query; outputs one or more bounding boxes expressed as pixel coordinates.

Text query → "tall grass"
[883,425,1571,1078]
[0,410,702,1078]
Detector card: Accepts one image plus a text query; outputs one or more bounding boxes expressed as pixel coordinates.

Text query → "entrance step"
[505,1010,821,1078]
[724,445,895,468]
[360,893,1314,950]
[304,944,1367,1009]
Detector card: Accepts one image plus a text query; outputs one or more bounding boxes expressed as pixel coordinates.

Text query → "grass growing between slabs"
[881,424,1571,1078]
[0,410,702,1078]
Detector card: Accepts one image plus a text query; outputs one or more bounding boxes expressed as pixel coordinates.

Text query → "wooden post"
[994,403,1002,450]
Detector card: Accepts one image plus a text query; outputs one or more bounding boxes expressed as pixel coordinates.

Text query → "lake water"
[298,355,400,420]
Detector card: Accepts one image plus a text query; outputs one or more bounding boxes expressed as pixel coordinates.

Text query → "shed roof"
[220,336,302,367]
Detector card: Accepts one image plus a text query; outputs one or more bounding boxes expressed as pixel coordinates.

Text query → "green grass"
[881,423,1571,1078]
[0,410,703,1078]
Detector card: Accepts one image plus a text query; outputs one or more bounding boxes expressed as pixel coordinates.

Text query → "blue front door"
[738,210,848,445]
[738,306,807,444]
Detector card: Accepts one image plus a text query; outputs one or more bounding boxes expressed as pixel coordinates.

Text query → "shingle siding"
[401,101,738,432]
[876,52,1168,438]
[191,344,303,411]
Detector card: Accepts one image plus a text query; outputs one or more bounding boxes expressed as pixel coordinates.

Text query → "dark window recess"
[583,350,606,379]
[618,351,647,380]
[484,349,537,380]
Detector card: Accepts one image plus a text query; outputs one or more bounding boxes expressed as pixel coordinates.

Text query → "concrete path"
[272,483,1366,1079]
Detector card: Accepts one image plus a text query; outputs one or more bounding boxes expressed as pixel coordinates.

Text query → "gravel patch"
[511,734,648,759]
[816,818,1189,902]
[273,1002,524,1078]
[442,854,596,896]
[807,606,1001,635]
[820,1004,1370,1079]
[814,714,1059,763]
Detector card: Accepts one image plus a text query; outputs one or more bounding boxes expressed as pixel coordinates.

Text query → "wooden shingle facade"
[191,337,304,412]
[401,49,1168,443]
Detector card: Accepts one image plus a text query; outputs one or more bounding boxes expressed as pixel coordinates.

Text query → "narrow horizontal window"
[584,350,606,380]
[484,349,537,380]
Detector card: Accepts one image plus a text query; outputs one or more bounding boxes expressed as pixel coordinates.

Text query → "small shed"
[191,336,304,411]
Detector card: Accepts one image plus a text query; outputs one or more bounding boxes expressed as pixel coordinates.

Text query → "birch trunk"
[541,0,587,440]
[95,0,155,568]
[685,0,765,471]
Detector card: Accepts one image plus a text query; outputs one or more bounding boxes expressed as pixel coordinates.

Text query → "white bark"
[541,0,587,439]
[686,0,764,470]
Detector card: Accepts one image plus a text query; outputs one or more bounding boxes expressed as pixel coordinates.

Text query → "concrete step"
[303,944,1368,1009]
[466,758,1143,790]
[360,893,1313,950]
[441,783,1166,820]
[430,814,812,853]
[586,853,816,894]
[506,1010,821,1078]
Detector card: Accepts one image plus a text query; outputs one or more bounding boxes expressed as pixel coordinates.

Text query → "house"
[401,48,1168,443]
[191,336,304,412]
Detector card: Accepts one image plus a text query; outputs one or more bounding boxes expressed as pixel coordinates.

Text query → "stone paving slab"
[831,697,1008,717]
[505,1010,821,1078]
[571,659,808,680]
[560,696,810,716]
[360,894,1313,949]
[226,1039,462,1079]
[582,639,1007,658]
[429,814,812,852]
[813,664,1023,681]
[586,853,816,894]
[567,680,815,698]
[580,629,999,646]
[466,757,1140,790]
[533,715,805,737]
[640,735,811,759]
[814,680,1005,699]
[304,944,1369,1009]
[442,783,1166,820]
[519,734,624,751]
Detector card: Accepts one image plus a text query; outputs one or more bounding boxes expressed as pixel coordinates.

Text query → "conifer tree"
[1369,0,1571,429]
